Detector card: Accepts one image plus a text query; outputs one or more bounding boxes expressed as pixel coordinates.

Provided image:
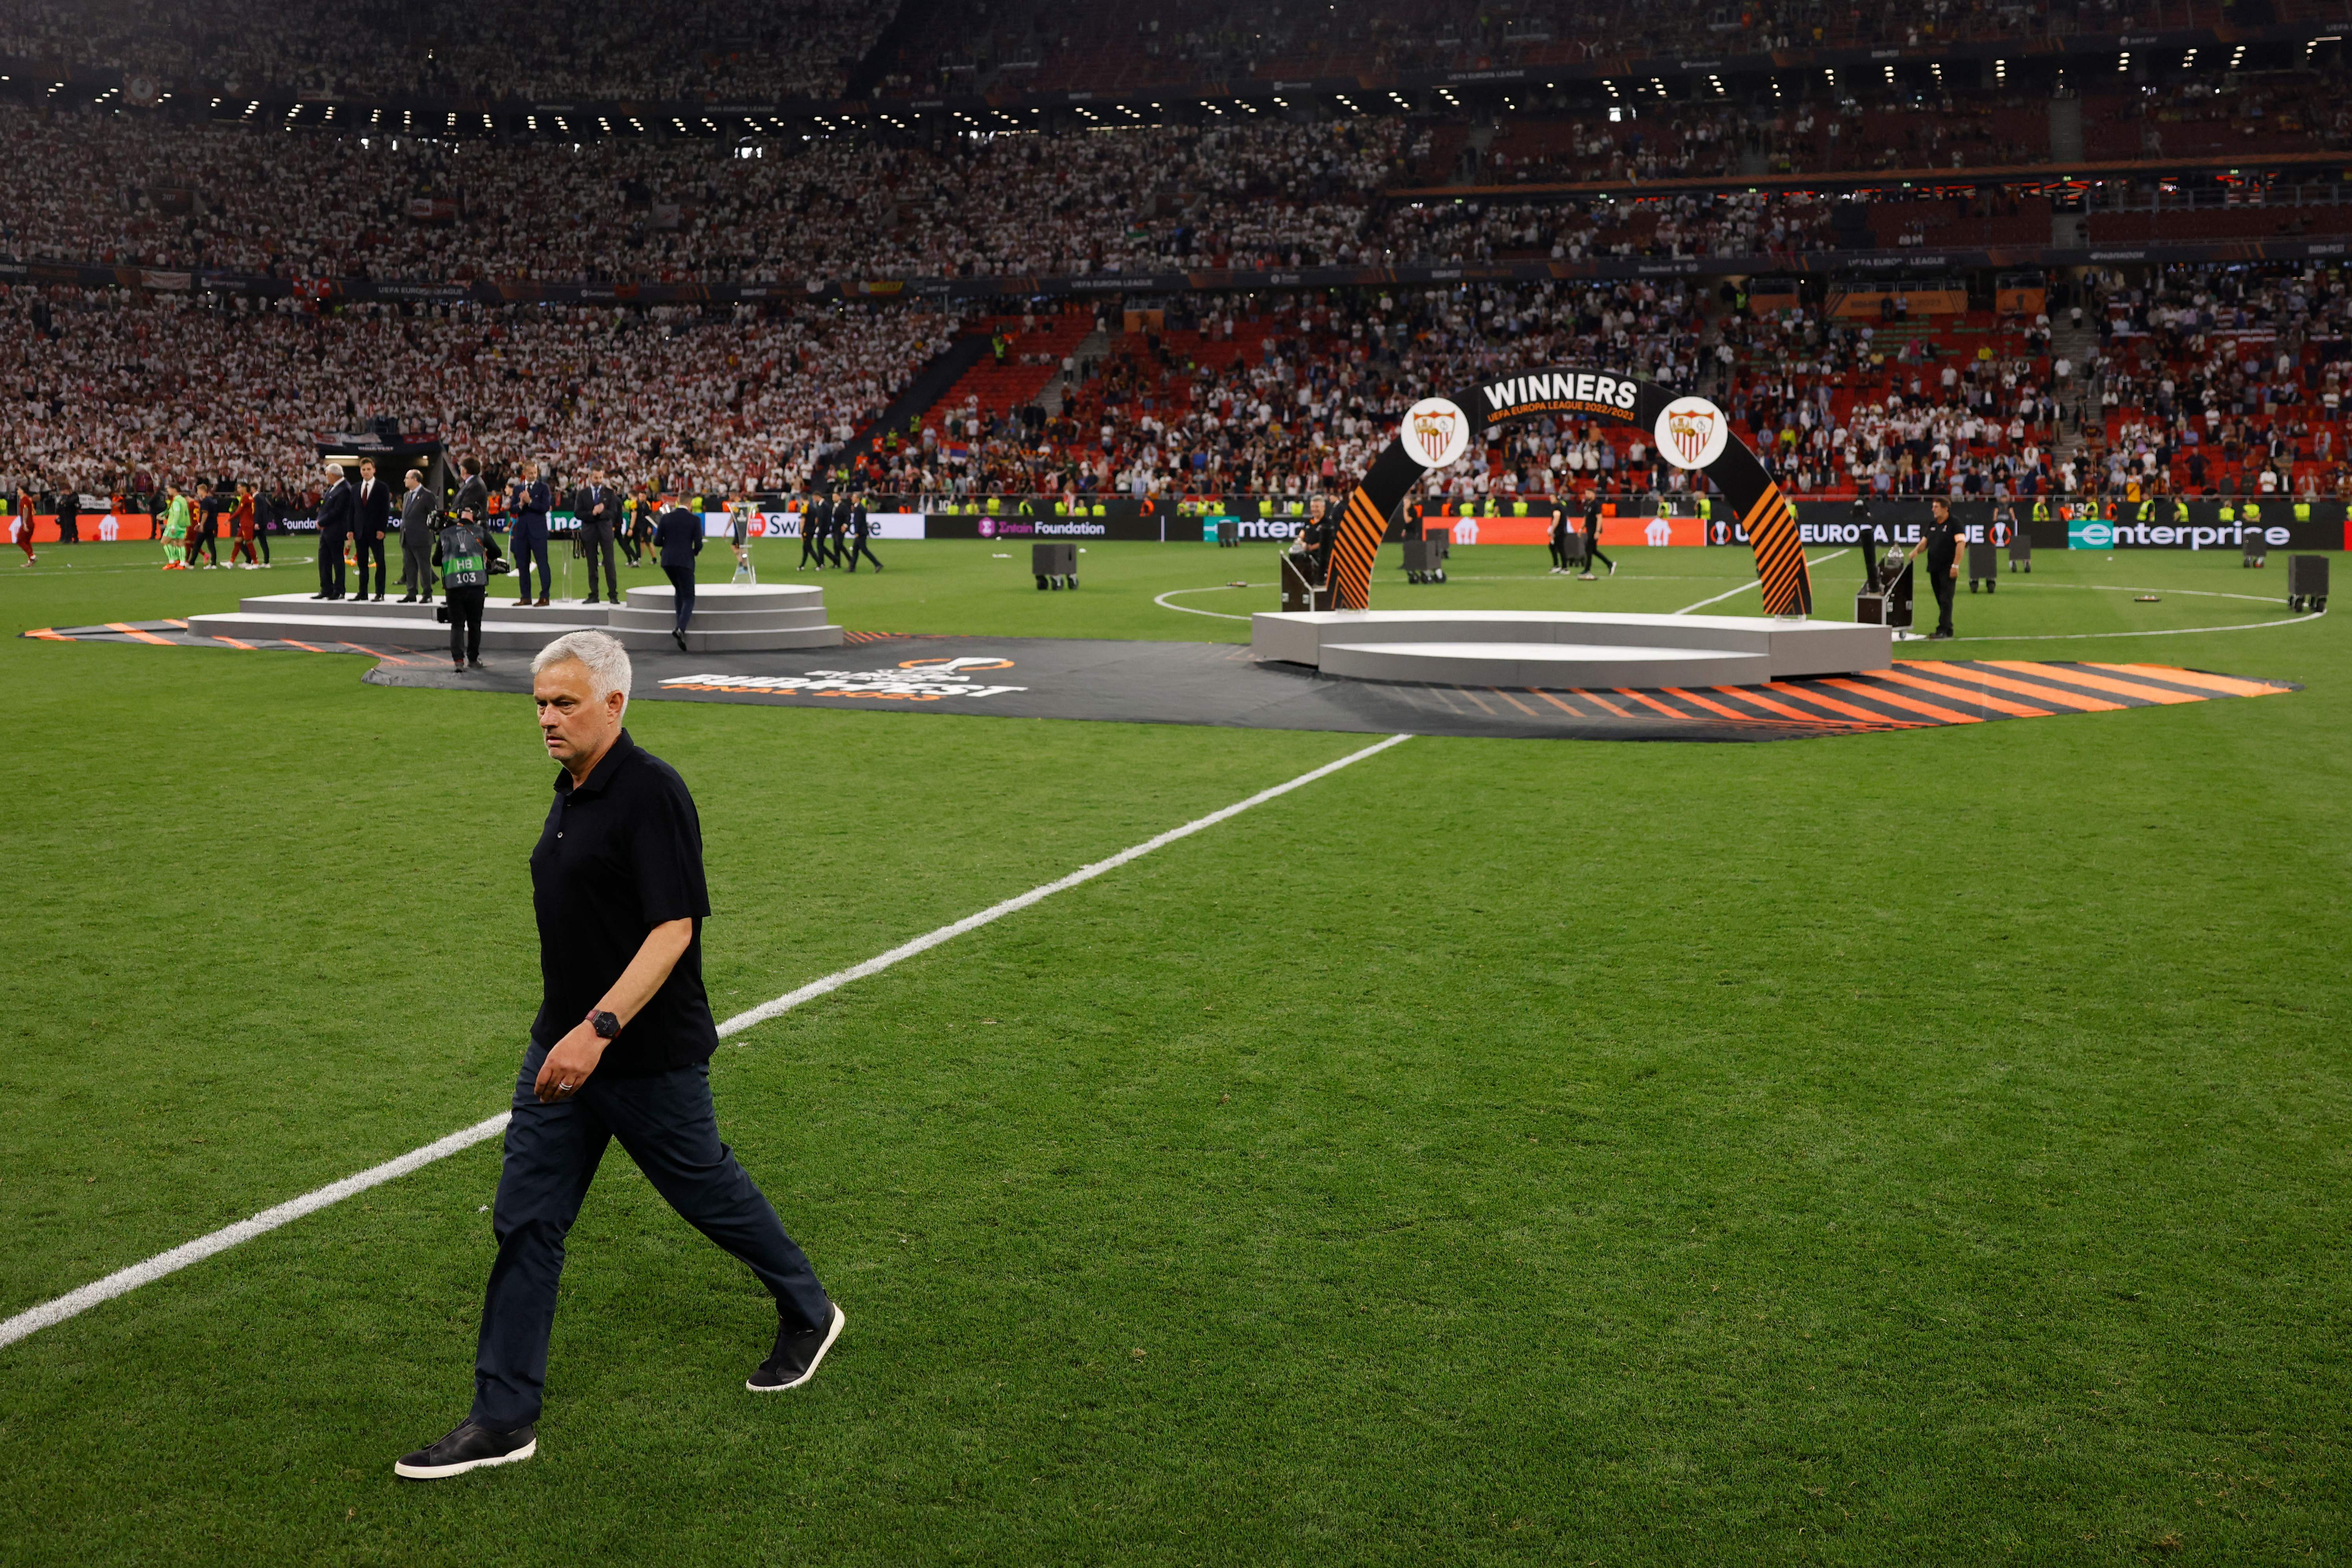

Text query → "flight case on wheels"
[2008,533,2032,573]
[1402,538,1449,584]
[1033,541,1076,590]
[1967,540,1998,593]
[2288,554,2328,613]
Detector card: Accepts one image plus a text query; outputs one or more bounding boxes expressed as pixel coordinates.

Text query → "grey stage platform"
[186,582,842,655]
[1251,609,1891,689]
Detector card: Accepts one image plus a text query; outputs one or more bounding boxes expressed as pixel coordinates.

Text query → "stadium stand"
[2,0,2349,517]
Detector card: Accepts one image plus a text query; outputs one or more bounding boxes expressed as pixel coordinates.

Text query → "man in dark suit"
[798,492,828,570]
[450,455,489,534]
[654,501,703,651]
[843,493,883,572]
[397,467,439,602]
[313,463,355,599]
[510,462,553,607]
[354,458,393,601]
[574,467,621,604]
[822,490,847,568]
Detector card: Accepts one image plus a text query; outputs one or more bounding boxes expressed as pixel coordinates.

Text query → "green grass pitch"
[0,536,2346,1564]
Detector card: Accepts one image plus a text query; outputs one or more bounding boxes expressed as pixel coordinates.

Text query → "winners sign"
[1323,366,1809,617]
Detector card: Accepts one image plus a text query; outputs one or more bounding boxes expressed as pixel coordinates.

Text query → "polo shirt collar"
[557,728,638,798]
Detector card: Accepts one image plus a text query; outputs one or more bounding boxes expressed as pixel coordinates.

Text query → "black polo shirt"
[1922,512,1964,568]
[529,728,717,1076]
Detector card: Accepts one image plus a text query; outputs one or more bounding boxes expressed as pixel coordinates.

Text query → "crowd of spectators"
[847,264,2352,509]
[5,68,2346,290]
[0,285,961,507]
[0,105,1404,284]
[6,263,2346,523]
[0,0,893,104]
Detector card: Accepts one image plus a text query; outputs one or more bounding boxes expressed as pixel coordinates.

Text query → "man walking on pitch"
[395,631,842,1480]
[843,492,883,573]
[797,490,827,570]
[1581,487,1614,579]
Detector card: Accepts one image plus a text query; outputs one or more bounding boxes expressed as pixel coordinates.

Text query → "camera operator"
[436,504,494,673]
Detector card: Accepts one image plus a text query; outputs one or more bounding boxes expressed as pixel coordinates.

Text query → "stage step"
[229,592,611,626]
[606,624,844,653]
[605,604,831,633]
[1318,640,1769,690]
[184,610,607,651]
[190,581,844,654]
[1255,609,1891,683]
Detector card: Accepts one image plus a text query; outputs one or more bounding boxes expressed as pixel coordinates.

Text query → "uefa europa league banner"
[1327,368,1810,616]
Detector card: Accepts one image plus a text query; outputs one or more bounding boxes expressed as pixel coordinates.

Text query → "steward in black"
[529,729,715,1075]
[1916,497,1964,639]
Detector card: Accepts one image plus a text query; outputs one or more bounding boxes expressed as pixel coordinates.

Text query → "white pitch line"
[1672,549,1847,615]
[1152,585,1259,621]
[1940,612,2323,643]
[0,732,1413,1352]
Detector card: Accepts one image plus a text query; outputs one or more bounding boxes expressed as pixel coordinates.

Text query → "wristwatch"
[586,1009,621,1040]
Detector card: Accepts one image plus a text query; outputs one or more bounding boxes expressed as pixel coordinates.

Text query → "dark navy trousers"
[469,1040,830,1429]
[511,521,551,600]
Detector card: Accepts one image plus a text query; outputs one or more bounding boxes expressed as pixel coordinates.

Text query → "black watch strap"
[587,1009,621,1040]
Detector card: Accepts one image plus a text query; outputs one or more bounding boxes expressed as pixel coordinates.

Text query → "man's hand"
[534,1024,608,1103]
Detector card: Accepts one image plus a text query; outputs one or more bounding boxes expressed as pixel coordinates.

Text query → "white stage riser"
[1253,609,1891,684]
[1318,641,1769,689]
[609,625,842,653]
[192,584,842,654]
[229,595,601,626]
[187,612,606,650]
[604,606,831,633]
[183,611,843,654]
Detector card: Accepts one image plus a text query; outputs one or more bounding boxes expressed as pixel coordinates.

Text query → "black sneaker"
[468,658,487,671]
[393,1420,537,1480]
[747,1301,846,1392]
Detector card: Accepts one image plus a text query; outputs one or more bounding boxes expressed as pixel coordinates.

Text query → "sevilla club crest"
[1400,397,1471,470]
[1653,396,1729,470]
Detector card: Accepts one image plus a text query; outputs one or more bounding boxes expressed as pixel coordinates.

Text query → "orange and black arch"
[1325,368,1811,618]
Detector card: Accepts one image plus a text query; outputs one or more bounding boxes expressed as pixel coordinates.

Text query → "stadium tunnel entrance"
[1324,366,1813,617]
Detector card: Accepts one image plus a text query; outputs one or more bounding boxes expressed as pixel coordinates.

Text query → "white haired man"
[395,631,843,1480]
